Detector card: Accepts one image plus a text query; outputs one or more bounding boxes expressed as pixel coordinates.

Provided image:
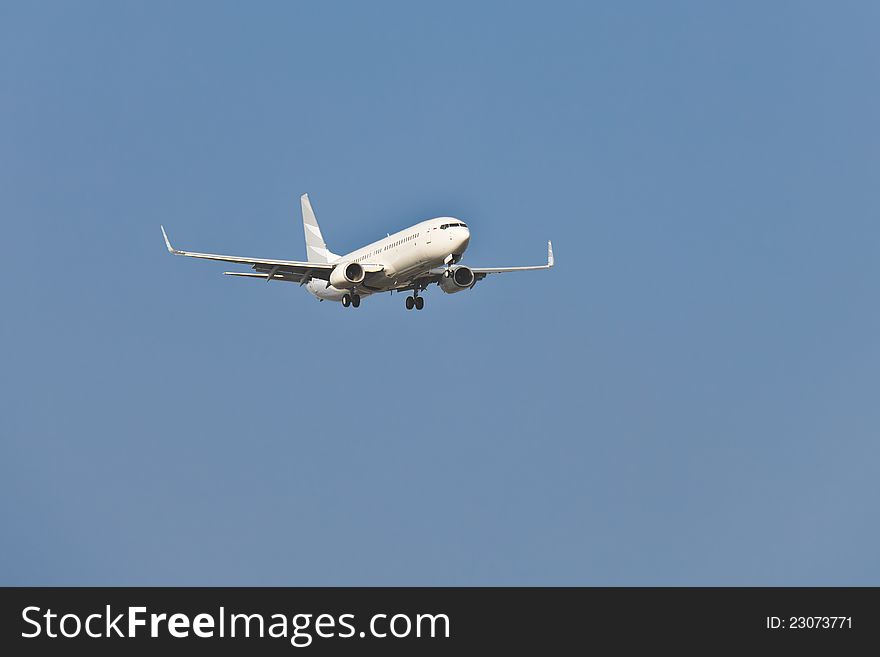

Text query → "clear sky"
[2,1,878,585]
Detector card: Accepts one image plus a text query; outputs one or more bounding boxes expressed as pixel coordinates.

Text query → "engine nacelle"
[439,265,475,294]
[329,262,365,290]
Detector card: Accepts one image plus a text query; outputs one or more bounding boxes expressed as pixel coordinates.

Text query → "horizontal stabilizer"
[223,272,271,279]
[223,271,303,283]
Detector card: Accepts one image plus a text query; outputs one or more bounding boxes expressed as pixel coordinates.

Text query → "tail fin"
[301,194,339,263]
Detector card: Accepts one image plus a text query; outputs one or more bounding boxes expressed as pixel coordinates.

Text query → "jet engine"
[439,265,475,294]
[329,262,365,290]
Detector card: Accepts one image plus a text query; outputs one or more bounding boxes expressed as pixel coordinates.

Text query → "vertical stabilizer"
[301,194,338,263]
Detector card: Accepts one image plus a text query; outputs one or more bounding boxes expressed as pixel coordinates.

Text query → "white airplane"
[161,194,553,310]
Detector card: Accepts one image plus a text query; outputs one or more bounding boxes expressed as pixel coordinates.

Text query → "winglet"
[160,225,179,254]
[547,240,554,267]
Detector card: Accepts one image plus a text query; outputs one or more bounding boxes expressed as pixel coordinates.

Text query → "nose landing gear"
[405,291,425,311]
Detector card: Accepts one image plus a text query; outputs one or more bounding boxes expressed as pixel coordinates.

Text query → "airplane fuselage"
[306,217,470,302]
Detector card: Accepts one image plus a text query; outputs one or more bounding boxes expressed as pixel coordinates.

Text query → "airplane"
[160,194,553,310]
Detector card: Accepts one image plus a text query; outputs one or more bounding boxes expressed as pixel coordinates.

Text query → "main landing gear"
[405,292,424,311]
[342,293,361,308]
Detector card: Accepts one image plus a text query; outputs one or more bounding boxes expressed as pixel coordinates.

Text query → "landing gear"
[405,291,425,311]
[342,293,361,308]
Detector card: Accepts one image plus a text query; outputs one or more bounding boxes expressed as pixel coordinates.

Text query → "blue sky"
[2,1,878,585]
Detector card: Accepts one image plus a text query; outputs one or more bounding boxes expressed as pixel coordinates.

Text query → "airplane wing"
[468,241,554,278]
[403,240,554,291]
[161,225,336,281]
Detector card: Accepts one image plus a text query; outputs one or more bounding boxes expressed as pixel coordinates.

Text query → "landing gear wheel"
[342,294,351,308]
[414,296,424,310]
[351,294,361,308]
[405,296,414,310]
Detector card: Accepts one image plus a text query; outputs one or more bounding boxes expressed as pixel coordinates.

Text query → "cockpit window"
[440,222,468,229]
